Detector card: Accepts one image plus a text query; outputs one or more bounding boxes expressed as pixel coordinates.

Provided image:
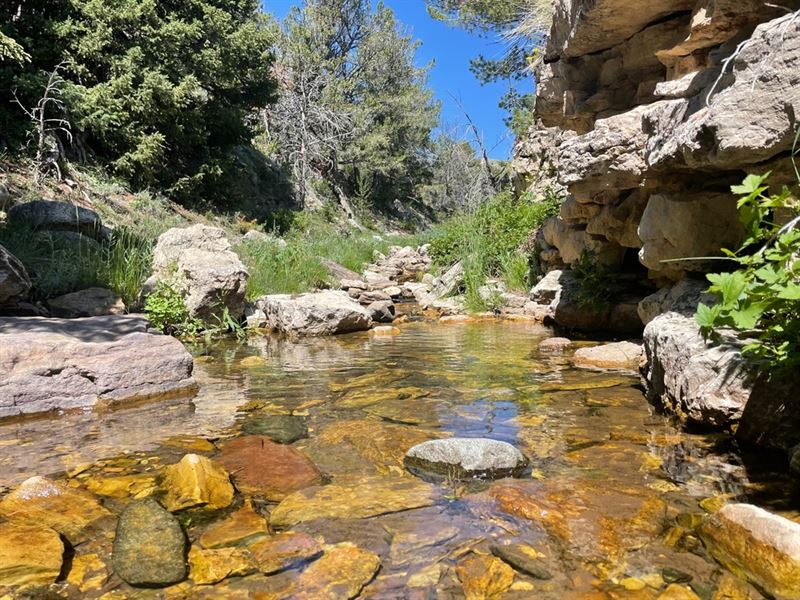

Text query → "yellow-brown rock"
[198,499,267,548]
[249,531,323,574]
[0,476,111,543]
[86,473,157,499]
[292,543,380,599]
[698,503,800,599]
[269,475,437,528]
[66,553,108,593]
[161,454,235,512]
[188,546,256,585]
[657,584,700,600]
[0,522,64,587]
[455,553,515,600]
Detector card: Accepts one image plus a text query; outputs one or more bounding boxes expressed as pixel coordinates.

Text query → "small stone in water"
[161,453,235,512]
[661,567,693,584]
[199,499,267,549]
[112,498,187,587]
[241,414,308,444]
[292,542,380,599]
[0,522,64,587]
[490,543,552,580]
[404,438,528,480]
[188,546,256,585]
[249,531,323,574]
[455,553,515,600]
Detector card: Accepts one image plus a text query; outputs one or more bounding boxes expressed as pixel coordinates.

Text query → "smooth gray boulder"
[0,315,196,418]
[0,244,31,306]
[8,200,107,240]
[147,224,248,324]
[256,290,372,336]
[112,498,187,587]
[404,438,528,480]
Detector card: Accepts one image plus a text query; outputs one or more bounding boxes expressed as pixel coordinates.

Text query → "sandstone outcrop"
[147,224,248,324]
[0,314,196,417]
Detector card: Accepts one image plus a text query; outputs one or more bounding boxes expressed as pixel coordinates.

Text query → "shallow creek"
[0,317,798,598]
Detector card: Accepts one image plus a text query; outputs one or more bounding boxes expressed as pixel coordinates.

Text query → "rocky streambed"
[0,319,798,599]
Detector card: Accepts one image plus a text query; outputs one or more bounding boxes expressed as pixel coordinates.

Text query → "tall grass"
[237,213,419,298]
[0,225,155,308]
[426,189,562,310]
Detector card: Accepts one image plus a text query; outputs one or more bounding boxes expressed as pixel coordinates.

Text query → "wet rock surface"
[218,435,322,499]
[112,498,187,587]
[161,453,235,512]
[0,522,64,587]
[240,414,308,443]
[404,438,528,480]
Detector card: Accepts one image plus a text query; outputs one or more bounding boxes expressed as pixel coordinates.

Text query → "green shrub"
[144,282,202,337]
[571,250,626,309]
[695,173,800,374]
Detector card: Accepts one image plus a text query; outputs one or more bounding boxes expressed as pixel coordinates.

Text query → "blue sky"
[262,0,532,159]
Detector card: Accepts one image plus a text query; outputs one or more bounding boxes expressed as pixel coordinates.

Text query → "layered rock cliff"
[517,0,800,284]
[518,1,800,454]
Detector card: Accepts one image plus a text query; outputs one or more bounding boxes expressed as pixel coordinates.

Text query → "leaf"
[695,303,720,329]
[731,172,771,196]
[706,272,747,307]
[729,302,765,330]
[777,283,800,300]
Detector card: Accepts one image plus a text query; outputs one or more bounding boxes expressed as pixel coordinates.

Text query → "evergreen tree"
[262,0,440,219]
[1,0,276,204]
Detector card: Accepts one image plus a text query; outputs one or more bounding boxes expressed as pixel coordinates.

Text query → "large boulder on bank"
[0,314,196,418]
[256,290,372,336]
[404,438,528,481]
[0,244,31,307]
[641,312,752,427]
[148,224,248,324]
[7,199,107,240]
[48,287,125,318]
[572,341,643,371]
[698,503,800,599]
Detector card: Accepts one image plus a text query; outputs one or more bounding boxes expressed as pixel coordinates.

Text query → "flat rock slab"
[0,315,197,418]
[405,438,528,481]
[218,436,322,500]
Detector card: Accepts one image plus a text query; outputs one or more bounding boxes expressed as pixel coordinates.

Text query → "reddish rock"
[249,531,323,574]
[218,436,322,500]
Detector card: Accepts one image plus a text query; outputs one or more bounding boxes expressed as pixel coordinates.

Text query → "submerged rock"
[199,499,267,549]
[257,290,372,336]
[572,341,643,371]
[48,287,125,318]
[0,314,197,418]
[269,475,437,528]
[188,546,255,585]
[367,300,396,323]
[698,503,800,599]
[112,498,187,587]
[0,522,64,587]
[218,435,322,499]
[455,553,515,600]
[161,454,235,512]
[240,414,308,444]
[490,543,553,580]
[249,531,323,574]
[292,542,380,600]
[0,475,111,544]
[404,438,528,480]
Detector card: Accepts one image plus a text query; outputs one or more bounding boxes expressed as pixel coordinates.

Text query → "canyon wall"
[518,1,800,455]
[516,0,800,285]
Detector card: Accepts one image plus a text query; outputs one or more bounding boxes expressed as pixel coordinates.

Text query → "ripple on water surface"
[0,319,796,598]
